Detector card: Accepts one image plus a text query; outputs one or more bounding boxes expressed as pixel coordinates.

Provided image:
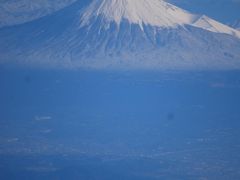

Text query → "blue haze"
[0,68,240,179]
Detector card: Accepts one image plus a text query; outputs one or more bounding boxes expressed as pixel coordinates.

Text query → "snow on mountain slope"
[0,0,240,70]
[80,0,197,29]
[192,15,240,37]
[0,0,77,28]
[80,0,240,38]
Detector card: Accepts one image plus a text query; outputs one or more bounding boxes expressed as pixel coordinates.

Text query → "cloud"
[35,116,52,121]
[210,83,225,88]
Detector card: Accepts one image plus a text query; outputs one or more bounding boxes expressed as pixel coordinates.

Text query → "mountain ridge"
[0,0,240,70]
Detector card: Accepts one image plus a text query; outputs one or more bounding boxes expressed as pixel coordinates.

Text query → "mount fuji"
[0,0,240,70]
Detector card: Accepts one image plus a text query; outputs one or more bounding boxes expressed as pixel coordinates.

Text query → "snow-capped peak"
[80,0,197,29]
[80,0,240,38]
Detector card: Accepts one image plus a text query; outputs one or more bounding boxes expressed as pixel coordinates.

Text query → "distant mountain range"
[0,0,240,70]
